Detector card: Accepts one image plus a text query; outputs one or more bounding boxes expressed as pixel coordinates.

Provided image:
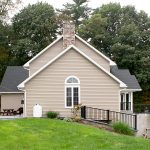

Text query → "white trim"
[24,34,116,68]
[23,90,27,117]
[65,76,80,84]
[18,45,127,89]
[0,92,24,94]
[120,89,142,92]
[118,90,121,112]
[75,35,116,66]
[65,85,80,108]
[23,36,63,68]
[131,92,133,112]
[120,92,132,111]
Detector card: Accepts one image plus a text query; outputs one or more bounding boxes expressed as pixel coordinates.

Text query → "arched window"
[65,76,80,108]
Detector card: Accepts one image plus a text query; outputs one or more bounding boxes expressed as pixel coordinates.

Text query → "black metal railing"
[81,106,137,130]
[133,104,150,113]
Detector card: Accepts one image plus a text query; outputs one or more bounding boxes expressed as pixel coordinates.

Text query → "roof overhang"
[75,35,116,66]
[120,89,142,92]
[24,34,116,69]
[23,36,63,68]
[18,45,127,89]
[0,92,24,94]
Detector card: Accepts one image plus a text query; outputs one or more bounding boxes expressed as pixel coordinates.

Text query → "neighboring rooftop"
[0,66,29,92]
[111,66,141,90]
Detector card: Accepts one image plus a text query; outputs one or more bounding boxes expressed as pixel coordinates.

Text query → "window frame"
[65,76,80,108]
[120,92,132,111]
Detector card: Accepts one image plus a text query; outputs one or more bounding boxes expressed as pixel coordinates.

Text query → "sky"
[20,0,150,15]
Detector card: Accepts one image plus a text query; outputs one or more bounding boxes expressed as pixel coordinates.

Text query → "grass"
[0,118,149,150]
[112,122,134,135]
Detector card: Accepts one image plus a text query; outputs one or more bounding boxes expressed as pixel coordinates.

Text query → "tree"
[79,3,150,94]
[57,0,91,27]
[0,0,21,21]
[11,2,58,65]
[0,22,12,81]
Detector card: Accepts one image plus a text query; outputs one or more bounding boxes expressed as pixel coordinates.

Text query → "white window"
[120,93,131,111]
[65,76,80,108]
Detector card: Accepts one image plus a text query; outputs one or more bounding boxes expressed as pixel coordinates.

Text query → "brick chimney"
[63,21,75,49]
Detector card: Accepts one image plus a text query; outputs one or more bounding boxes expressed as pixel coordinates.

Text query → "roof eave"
[19,45,127,89]
[120,89,142,92]
[23,36,63,68]
[75,34,116,66]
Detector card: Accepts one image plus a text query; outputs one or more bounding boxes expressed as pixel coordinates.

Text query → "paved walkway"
[0,115,23,120]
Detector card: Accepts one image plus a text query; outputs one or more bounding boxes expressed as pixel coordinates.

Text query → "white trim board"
[0,92,24,94]
[120,89,142,92]
[18,45,127,89]
[24,36,63,68]
[24,34,116,68]
[75,35,116,66]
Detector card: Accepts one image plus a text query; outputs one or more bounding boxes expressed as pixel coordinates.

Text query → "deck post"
[81,106,86,119]
[107,110,110,121]
[135,114,137,130]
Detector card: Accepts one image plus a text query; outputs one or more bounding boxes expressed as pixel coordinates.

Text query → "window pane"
[73,88,78,105]
[67,97,72,106]
[121,94,124,103]
[120,94,124,110]
[67,88,71,97]
[67,78,73,83]
[126,94,130,110]
[73,78,78,83]
[66,77,79,83]
[66,88,72,107]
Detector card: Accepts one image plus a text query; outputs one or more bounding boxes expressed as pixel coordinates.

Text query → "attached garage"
[0,66,28,113]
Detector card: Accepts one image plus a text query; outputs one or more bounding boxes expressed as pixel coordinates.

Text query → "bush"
[112,122,134,136]
[71,104,82,122]
[47,111,59,119]
[63,117,73,122]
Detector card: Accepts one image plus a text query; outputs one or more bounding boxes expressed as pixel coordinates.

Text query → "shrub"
[71,104,82,122]
[47,111,59,119]
[63,117,73,122]
[112,122,134,136]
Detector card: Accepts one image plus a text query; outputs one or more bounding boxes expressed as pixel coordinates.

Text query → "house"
[0,22,141,117]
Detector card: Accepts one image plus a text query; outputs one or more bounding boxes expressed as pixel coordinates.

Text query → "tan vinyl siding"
[29,38,63,75]
[25,49,120,117]
[29,37,110,76]
[1,94,23,110]
[75,37,110,71]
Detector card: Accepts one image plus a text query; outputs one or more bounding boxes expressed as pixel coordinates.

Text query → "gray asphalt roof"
[0,66,29,92]
[0,65,141,93]
[110,66,141,90]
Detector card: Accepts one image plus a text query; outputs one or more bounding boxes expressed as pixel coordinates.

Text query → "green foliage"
[47,111,59,119]
[57,0,91,26]
[112,122,134,136]
[0,0,21,20]
[0,118,150,149]
[79,3,150,91]
[63,117,73,122]
[71,104,82,122]
[11,2,58,65]
[11,38,39,65]
[0,22,14,81]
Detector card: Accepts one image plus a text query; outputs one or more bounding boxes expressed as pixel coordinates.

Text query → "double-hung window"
[120,93,131,111]
[65,76,80,108]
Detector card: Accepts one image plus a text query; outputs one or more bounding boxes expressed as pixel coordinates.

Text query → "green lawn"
[0,118,149,150]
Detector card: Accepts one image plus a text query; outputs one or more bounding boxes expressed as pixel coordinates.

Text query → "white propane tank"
[33,104,42,117]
